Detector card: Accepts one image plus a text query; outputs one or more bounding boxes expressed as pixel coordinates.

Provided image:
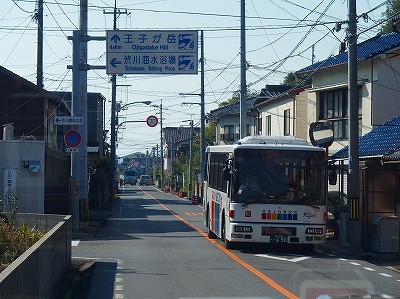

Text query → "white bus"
[203,135,328,250]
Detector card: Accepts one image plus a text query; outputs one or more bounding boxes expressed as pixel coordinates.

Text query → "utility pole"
[188,120,194,198]
[200,30,206,183]
[347,0,361,257]
[160,100,164,189]
[36,0,43,88]
[152,147,156,184]
[104,0,128,201]
[71,0,88,231]
[239,0,247,138]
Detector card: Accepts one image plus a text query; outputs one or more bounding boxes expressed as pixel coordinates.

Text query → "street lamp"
[116,120,146,134]
[116,100,152,126]
[117,100,152,112]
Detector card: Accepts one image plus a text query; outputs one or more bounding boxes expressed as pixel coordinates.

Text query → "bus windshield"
[232,149,326,205]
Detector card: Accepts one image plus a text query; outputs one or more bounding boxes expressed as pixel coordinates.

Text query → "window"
[319,88,348,120]
[284,109,290,136]
[257,117,262,135]
[265,115,271,136]
[208,153,229,191]
[221,125,234,141]
[319,87,362,140]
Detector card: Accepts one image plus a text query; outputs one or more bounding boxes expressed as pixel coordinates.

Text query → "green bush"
[0,219,45,266]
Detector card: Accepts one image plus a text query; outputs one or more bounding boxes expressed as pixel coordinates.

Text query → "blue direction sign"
[64,130,82,148]
[106,30,198,75]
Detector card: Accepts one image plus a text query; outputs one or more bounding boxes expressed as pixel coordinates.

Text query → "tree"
[171,121,216,193]
[381,0,400,34]
[282,72,311,87]
[218,89,259,107]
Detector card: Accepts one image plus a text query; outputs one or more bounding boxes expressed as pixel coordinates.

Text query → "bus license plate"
[270,235,288,243]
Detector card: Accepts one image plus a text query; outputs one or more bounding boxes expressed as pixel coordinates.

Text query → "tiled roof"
[330,115,400,160]
[207,96,258,121]
[164,127,199,144]
[297,32,400,74]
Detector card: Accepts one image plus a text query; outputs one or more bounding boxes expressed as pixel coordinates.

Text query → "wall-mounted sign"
[55,116,83,125]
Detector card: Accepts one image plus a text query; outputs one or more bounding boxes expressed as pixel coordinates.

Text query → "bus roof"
[206,135,325,152]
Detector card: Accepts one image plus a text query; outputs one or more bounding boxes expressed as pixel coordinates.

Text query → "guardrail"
[0,214,72,298]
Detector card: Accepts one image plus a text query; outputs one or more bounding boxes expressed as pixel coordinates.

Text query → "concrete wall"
[0,140,45,213]
[0,214,71,299]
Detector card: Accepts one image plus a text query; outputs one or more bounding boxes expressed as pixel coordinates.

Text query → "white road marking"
[349,261,361,266]
[288,256,311,263]
[255,254,311,263]
[256,254,288,261]
[363,267,376,271]
[71,240,80,246]
[115,285,123,291]
[378,272,393,278]
[115,294,124,299]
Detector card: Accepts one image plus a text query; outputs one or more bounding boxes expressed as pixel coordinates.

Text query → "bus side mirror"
[223,159,232,181]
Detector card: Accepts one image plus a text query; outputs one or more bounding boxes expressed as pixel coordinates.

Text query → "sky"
[0,0,389,157]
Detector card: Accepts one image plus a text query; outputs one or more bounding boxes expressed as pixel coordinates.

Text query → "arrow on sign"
[111,34,120,43]
[110,58,122,68]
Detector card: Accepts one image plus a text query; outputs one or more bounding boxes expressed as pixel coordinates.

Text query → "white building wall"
[258,97,294,136]
[294,90,312,140]
[0,140,45,213]
[372,55,400,126]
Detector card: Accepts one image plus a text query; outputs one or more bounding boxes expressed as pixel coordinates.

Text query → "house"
[253,85,311,141]
[0,66,71,214]
[330,115,400,251]
[297,31,400,155]
[295,31,400,250]
[207,96,259,144]
[52,91,107,171]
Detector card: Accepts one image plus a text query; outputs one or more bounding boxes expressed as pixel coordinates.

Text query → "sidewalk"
[320,237,400,273]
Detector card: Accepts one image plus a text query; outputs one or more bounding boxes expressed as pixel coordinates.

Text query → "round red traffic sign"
[146,115,159,127]
[64,130,82,148]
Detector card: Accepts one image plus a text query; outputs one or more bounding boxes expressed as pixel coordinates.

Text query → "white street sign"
[55,116,83,125]
[106,30,198,75]
[65,147,79,153]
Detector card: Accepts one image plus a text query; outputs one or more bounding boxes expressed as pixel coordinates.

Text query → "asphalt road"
[72,185,400,299]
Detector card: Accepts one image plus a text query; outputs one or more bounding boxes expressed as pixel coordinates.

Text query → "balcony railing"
[219,133,240,141]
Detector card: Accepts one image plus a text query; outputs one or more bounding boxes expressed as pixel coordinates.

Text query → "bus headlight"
[234,226,253,232]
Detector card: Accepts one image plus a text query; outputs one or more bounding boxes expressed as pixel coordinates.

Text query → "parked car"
[138,175,151,185]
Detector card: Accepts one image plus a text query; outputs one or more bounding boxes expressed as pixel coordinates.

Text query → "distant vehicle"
[138,175,151,185]
[124,170,138,185]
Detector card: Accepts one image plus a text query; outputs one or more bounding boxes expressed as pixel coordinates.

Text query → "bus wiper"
[306,202,320,211]
[241,202,252,208]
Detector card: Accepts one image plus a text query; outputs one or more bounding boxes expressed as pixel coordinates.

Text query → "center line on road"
[143,190,300,299]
